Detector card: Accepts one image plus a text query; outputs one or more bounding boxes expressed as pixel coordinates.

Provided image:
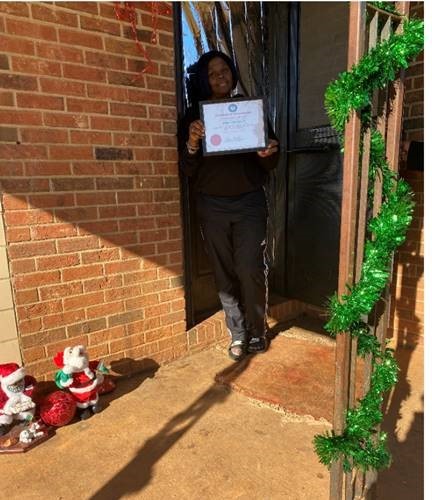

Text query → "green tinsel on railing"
[369,2,399,15]
[313,17,423,472]
[324,19,424,136]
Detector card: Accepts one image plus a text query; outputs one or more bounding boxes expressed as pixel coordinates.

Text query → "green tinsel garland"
[313,17,423,472]
[369,2,399,15]
[325,18,424,135]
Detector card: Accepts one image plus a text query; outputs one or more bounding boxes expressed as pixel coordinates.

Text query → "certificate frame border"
[199,96,268,157]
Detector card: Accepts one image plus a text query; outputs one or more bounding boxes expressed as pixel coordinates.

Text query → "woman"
[179,50,279,361]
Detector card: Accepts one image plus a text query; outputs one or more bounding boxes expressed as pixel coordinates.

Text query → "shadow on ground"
[89,356,252,500]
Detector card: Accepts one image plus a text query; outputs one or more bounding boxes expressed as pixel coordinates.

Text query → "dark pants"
[197,188,268,343]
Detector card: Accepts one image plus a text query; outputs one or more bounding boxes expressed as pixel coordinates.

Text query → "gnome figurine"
[53,345,104,420]
[0,363,36,436]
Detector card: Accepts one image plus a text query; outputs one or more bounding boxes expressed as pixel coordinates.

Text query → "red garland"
[114,2,172,79]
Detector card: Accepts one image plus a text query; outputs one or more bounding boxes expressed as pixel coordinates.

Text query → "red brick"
[17,93,64,111]
[128,88,160,104]
[15,270,61,289]
[39,282,83,301]
[31,223,76,241]
[25,161,71,177]
[105,285,141,301]
[51,176,95,191]
[104,37,139,57]
[6,18,57,41]
[70,130,111,145]
[66,97,108,114]
[57,235,99,253]
[10,258,36,275]
[21,129,69,144]
[11,56,62,77]
[105,260,141,274]
[37,254,80,271]
[0,144,47,160]
[18,317,42,335]
[31,3,78,27]
[8,240,56,259]
[27,193,75,208]
[0,35,35,55]
[161,93,176,107]
[63,63,107,82]
[95,178,134,191]
[78,220,119,235]
[130,119,161,132]
[83,275,123,293]
[55,206,98,222]
[50,146,93,160]
[17,300,63,321]
[81,248,120,264]
[73,163,115,175]
[6,227,31,243]
[36,42,84,63]
[76,192,116,206]
[58,28,103,49]
[87,301,124,319]
[64,292,105,311]
[40,78,85,96]
[80,15,120,35]
[5,210,53,227]
[58,2,99,14]
[62,264,104,282]
[151,134,177,148]
[117,191,152,204]
[43,309,86,330]
[87,83,128,101]
[14,288,38,306]
[0,161,23,176]
[0,91,14,106]
[146,75,175,92]
[112,133,152,147]
[85,51,126,71]
[118,218,155,231]
[99,206,136,219]
[0,2,30,16]
[43,112,89,128]
[91,116,130,131]
[0,110,42,126]
[110,102,148,117]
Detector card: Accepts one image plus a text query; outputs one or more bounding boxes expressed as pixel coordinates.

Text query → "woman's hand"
[257,139,279,158]
[188,120,205,147]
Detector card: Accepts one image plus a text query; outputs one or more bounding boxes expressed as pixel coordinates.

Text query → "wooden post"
[330,3,365,499]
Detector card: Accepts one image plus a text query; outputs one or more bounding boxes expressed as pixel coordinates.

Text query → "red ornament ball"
[98,376,116,395]
[39,391,76,427]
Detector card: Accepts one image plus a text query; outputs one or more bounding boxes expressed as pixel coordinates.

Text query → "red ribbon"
[114,2,172,79]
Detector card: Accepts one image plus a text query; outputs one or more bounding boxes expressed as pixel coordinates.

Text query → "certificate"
[199,97,268,156]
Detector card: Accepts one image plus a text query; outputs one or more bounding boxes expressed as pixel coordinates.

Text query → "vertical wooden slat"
[364,4,411,499]
[350,8,382,497]
[386,2,411,171]
[330,3,365,499]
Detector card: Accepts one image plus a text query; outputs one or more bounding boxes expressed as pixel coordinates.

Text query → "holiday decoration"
[314,17,424,472]
[114,2,172,80]
[324,18,423,137]
[19,421,44,444]
[53,345,104,420]
[0,363,36,436]
[369,2,399,15]
[0,364,55,453]
[39,391,77,427]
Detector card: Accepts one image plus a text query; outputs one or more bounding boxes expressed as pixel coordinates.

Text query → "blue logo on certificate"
[228,104,238,112]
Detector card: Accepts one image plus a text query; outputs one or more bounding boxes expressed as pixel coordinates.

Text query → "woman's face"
[208,57,233,99]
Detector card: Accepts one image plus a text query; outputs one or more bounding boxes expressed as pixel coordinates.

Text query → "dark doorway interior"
[174,2,349,328]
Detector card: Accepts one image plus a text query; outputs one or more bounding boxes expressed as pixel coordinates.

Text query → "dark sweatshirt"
[178,104,279,197]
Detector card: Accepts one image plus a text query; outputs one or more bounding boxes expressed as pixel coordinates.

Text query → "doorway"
[174,2,349,328]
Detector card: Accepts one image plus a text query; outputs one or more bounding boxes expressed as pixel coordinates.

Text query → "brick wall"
[0,2,188,378]
[388,1,424,347]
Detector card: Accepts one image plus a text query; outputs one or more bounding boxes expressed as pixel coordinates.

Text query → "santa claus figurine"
[53,345,104,420]
[0,363,36,436]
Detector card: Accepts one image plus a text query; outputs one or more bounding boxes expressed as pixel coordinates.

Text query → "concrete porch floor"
[0,321,423,500]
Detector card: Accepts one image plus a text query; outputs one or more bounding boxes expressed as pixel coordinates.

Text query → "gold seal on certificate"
[199,97,268,156]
